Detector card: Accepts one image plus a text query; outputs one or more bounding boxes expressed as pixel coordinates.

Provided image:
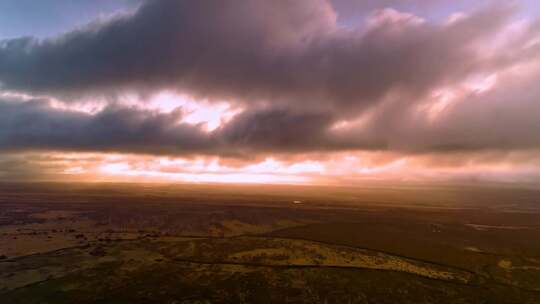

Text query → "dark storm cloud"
[0,98,212,155]
[0,0,336,103]
[219,108,335,151]
[0,98,356,156]
[0,0,515,115]
[0,0,539,158]
[336,65,540,153]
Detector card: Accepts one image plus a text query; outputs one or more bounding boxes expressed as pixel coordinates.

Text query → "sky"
[0,0,540,185]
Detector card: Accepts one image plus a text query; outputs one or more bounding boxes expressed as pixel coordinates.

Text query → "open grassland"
[1,182,540,303]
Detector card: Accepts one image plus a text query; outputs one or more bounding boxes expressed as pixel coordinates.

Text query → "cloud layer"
[0,0,539,182]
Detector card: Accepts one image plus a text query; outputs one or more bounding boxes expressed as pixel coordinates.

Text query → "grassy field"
[1,182,540,303]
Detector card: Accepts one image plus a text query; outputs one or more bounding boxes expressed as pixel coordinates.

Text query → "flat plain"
[1,182,539,303]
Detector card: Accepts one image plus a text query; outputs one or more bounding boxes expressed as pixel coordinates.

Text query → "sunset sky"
[1,0,540,185]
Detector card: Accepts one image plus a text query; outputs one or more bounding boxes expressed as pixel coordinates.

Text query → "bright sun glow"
[98,157,311,184]
[147,91,241,131]
[34,90,242,132]
[42,149,540,185]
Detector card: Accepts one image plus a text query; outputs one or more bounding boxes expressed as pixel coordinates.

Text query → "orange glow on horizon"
[42,150,540,186]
